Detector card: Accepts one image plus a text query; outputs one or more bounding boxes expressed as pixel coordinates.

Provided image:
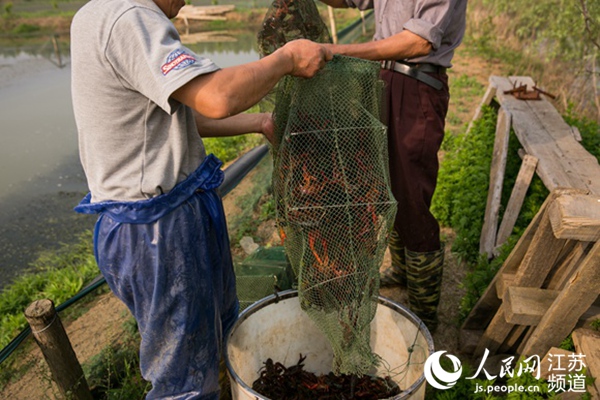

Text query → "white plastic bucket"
[225,290,434,399]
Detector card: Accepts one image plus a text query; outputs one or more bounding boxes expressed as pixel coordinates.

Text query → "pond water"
[0,33,260,290]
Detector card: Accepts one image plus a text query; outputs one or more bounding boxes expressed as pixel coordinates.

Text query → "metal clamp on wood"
[381,60,444,90]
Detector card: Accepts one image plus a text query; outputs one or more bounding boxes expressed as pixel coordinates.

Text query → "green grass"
[226,155,274,248]
[204,134,264,164]
[0,231,100,350]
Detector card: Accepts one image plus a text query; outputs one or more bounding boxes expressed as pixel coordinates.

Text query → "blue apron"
[76,154,238,400]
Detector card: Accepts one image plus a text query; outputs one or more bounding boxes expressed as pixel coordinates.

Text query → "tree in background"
[469,0,600,121]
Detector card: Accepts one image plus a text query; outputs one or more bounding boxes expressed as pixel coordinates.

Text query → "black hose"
[0,144,270,365]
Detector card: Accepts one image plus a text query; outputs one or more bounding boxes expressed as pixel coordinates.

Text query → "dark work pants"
[381,69,449,253]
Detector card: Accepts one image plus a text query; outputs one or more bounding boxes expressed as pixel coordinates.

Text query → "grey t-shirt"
[71,0,219,203]
[343,0,467,67]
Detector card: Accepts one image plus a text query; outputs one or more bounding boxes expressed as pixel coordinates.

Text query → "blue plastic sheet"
[76,155,239,399]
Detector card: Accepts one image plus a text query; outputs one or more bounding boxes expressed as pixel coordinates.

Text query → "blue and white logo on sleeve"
[161,49,196,75]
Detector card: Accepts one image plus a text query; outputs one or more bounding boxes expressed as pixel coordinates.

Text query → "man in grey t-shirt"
[70,0,331,398]
[317,0,467,332]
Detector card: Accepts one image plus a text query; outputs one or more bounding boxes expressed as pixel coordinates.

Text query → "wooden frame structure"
[473,76,600,258]
[461,76,600,384]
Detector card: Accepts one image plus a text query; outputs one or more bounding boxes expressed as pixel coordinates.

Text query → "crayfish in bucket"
[252,354,401,400]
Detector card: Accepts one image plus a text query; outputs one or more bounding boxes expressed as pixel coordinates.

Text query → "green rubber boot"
[406,244,444,333]
[380,229,407,287]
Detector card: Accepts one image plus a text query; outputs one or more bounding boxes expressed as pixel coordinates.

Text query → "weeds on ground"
[84,317,151,400]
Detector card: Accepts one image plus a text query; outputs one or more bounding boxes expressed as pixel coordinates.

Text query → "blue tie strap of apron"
[74,154,224,224]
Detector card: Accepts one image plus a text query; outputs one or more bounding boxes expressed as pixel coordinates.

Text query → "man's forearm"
[327,30,432,61]
[194,111,265,137]
[319,0,349,8]
[172,39,331,120]
[173,51,291,119]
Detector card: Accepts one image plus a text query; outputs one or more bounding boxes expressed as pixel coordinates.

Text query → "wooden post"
[51,35,63,68]
[494,154,538,254]
[466,82,497,135]
[327,6,338,44]
[25,299,93,400]
[479,106,511,257]
[360,10,366,36]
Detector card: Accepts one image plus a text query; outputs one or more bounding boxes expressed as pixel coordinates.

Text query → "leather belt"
[381,60,445,90]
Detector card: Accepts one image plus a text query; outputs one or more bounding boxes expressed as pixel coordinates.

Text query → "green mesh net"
[256,0,332,113]
[257,0,331,58]
[270,55,397,376]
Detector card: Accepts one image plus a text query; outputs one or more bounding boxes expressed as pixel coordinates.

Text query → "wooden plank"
[521,87,600,196]
[178,5,235,16]
[504,286,560,325]
[521,241,600,357]
[474,210,566,356]
[570,126,582,142]
[572,328,600,395]
[491,76,600,195]
[466,82,497,135]
[180,31,238,44]
[460,329,484,355]
[495,272,516,299]
[480,106,512,257]
[540,347,575,380]
[577,304,600,329]
[461,188,582,331]
[511,211,567,288]
[545,241,590,290]
[498,325,528,354]
[548,194,600,241]
[516,327,535,355]
[494,154,538,254]
[474,305,513,356]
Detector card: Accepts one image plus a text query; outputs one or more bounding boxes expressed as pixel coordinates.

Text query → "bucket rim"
[224,289,435,400]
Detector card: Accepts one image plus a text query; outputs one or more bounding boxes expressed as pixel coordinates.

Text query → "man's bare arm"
[318,0,349,8]
[172,39,331,119]
[194,111,275,144]
[325,30,432,61]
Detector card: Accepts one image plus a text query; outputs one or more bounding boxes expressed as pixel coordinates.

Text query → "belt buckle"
[381,60,394,70]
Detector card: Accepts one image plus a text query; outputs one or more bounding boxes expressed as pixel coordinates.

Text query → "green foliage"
[3,2,13,17]
[432,104,551,322]
[474,0,599,63]
[504,364,556,400]
[559,334,575,352]
[432,105,497,262]
[11,22,40,34]
[451,74,484,95]
[0,231,99,350]
[203,134,263,164]
[458,237,515,322]
[563,105,600,163]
